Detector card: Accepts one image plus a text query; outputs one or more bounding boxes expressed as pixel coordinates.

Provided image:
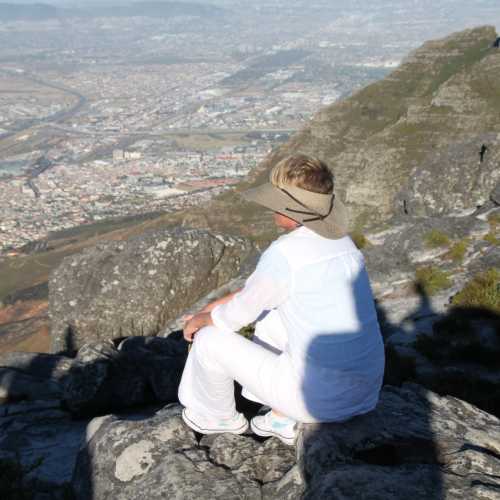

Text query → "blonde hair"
[270,154,334,195]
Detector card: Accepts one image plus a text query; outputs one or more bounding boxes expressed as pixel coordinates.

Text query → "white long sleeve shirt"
[211,226,384,420]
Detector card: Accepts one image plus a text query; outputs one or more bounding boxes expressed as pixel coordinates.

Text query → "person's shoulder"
[281,227,363,266]
[260,232,290,260]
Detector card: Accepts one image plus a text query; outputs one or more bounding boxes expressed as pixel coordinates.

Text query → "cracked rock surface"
[72,404,295,500]
[71,384,500,500]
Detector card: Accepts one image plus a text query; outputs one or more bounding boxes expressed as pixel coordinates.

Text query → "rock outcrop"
[63,335,188,417]
[72,404,296,500]
[0,400,87,499]
[49,228,255,353]
[71,384,500,500]
[362,212,491,292]
[0,351,75,402]
[3,335,500,500]
[361,206,500,418]
[298,384,500,499]
[0,335,189,416]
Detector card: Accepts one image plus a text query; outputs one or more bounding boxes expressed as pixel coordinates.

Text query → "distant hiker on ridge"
[480,144,488,163]
[178,154,384,446]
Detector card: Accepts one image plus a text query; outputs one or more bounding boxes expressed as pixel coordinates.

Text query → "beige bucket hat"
[241,177,348,240]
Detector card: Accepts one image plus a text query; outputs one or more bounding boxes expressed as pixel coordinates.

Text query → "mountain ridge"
[0,1,226,21]
[252,25,500,227]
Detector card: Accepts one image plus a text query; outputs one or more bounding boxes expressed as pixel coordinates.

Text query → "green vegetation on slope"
[444,239,469,262]
[424,229,451,249]
[415,265,452,295]
[451,269,500,313]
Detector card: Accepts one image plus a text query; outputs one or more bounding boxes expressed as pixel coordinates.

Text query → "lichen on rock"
[49,228,255,353]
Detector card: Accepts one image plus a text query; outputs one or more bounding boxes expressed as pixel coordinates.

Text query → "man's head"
[241,153,347,239]
[270,154,334,195]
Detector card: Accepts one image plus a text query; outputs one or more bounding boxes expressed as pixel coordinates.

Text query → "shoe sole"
[182,409,249,435]
[250,419,296,446]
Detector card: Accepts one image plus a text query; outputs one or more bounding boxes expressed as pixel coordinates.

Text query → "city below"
[1,0,499,255]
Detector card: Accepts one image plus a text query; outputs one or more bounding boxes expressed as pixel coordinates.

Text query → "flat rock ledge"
[72,384,500,500]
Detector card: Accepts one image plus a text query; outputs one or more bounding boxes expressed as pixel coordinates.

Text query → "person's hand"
[181,290,242,327]
[181,313,194,323]
[183,312,213,343]
[181,302,213,324]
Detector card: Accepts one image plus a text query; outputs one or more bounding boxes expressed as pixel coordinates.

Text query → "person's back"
[266,225,384,421]
[179,153,385,444]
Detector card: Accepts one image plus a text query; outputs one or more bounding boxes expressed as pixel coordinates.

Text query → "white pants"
[178,309,383,423]
[178,310,315,422]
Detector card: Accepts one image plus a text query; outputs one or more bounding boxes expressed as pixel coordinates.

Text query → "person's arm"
[203,289,242,312]
[210,246,291,334]
[183,289,242,322]
[183,245,290,342]
[182,290,242,343]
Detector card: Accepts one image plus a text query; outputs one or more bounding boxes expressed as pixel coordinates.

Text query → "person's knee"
[193,326,219,357]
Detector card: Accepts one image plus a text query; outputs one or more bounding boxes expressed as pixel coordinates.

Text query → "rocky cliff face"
[49,228,255,353]
[252,26,500,227]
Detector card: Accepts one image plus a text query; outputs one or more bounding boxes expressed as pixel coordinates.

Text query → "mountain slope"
[251,26,500,227]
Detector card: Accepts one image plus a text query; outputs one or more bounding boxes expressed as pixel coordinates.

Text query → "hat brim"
[241,183,348,239]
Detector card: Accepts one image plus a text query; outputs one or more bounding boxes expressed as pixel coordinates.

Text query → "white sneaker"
[182,408,249,435]
[250,411,297,446]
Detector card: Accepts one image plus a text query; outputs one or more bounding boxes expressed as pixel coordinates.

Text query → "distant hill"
[0,3,59,21]
[0,1,226,21]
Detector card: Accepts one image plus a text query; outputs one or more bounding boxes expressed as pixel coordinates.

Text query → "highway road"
[0,69,88,142]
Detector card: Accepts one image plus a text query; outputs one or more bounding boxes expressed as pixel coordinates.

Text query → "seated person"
[178,154,385,445]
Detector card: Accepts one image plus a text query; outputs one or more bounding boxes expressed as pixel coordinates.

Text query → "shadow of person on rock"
[299,269,444,499]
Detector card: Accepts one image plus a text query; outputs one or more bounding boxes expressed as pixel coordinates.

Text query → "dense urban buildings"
[1,0,499,253]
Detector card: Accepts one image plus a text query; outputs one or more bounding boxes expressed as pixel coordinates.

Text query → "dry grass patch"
[451,269,500,313]
[423,229,451,249]
[415,265,452,295]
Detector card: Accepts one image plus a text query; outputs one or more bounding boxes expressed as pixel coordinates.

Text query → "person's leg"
[178,325,302,421]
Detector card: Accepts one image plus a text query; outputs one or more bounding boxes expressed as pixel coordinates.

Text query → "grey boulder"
[49,228,255,353]
[0,351,75,402]
[63,336,188,417]
[298,384,500,500]
[71,384,500,500]
[72,404,296,500]
[0,400,87,499]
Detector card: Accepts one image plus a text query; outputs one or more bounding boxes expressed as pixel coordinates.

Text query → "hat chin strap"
[279,187,334,222]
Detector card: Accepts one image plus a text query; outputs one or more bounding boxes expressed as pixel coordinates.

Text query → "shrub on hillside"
[445,239,469,262]
[415,265,452,295]
[423,229,451,249]
[350,231,370,250]
[451,269,500,313]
